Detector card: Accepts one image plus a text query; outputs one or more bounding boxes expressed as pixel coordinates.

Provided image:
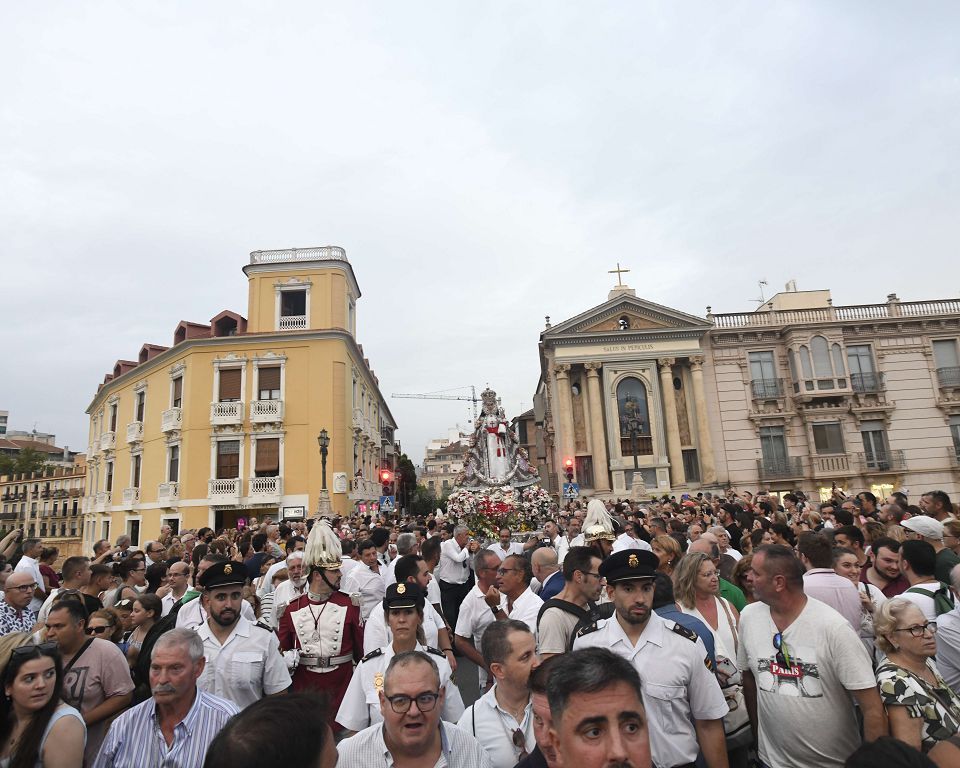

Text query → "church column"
[689,356,717,485]
[584,363,611,491]
[554,364,576,480]
[658,358,686,486]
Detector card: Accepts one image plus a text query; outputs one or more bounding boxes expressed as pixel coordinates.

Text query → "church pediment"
[544,296,711,339]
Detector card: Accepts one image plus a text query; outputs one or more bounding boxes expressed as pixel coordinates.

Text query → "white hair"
[286,551,305,564]
[153,628,204,662]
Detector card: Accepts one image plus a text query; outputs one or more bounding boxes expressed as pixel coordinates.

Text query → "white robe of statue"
[483,415,510,481]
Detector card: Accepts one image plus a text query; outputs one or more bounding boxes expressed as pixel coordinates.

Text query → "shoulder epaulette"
[361,648,384,664]
[253,622,273,632]
[424,646,445,658]
[670,622,698,643]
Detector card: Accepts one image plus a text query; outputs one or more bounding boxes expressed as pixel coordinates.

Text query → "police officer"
[336,582,464,733]
[573,550,730,768]
[196,560,292,709]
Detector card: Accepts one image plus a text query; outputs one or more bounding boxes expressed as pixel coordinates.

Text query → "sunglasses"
[512,728,528,760]
[772,632,792,669]
[12,641,58,658]
[86,625,113,635]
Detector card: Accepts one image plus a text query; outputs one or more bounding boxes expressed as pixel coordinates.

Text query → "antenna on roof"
[752,279,769,307]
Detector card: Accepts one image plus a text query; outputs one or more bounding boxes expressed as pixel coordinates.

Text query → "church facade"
[534,281,960,502]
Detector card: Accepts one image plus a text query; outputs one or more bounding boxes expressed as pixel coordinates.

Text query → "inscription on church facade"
[601,343,655,353]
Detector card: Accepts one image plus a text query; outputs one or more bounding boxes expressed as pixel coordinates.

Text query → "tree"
[0,448,48,477]
[395,453,418,510]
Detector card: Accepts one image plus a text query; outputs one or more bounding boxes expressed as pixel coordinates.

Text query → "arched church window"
[618,316,630,330]
[617,377,652,457]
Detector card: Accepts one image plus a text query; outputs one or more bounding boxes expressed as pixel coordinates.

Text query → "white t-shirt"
[14,555,45,612]
[899,581,943,623]
[737,597,876,768]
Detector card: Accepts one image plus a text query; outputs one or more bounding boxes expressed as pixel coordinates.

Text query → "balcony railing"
[948,446,960,468]
[161,407,182,433]
[851,372,885,393]
[210,401,244,426]
[126,421,144,444]
[251,399,284,423]
[249,476,283,502]
[99,431,116,452]
[208,478,241,502]
[353,408,364,432]
[712,298,960,328]
[751,378,784,399]
[122,487,140,506]
[757,457,803,481]
[278,315,307,330]
[857,449,906,473]
[158,482,180,506]
[937,367,960,389]
[95,491,109,513]
[250,245,347,264]
[812,455,852,475]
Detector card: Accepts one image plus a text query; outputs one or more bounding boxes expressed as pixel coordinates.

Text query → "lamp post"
[317,429,332,518]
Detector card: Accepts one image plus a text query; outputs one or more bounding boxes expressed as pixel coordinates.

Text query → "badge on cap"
[374,672,384,691]
[396,584,406,594]
[628,554,639,568]
[224,564,233,575]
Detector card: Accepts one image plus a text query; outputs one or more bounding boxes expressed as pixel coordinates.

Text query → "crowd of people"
[0,486,958,767]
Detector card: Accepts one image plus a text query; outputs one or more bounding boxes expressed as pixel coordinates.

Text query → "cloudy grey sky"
[2,2,958,464]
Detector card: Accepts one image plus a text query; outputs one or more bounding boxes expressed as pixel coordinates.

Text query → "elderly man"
[0,571,39,634]
[436,525,479,635]
[94,629,240,768]
[532,547,564,601]
[12,537,46,611]
[382,532,417,587]
[337,650,490,767]
[484,554,543,634]
[270,551,308,626]
[546,647,652,768]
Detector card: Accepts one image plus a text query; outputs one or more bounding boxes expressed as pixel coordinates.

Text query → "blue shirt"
[654,605,717,669]
[93,688,239,768]
[539,571,565,601]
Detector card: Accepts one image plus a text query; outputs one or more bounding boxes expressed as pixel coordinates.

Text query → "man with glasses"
[12,536,46,612]
[485,554,543,634]
[739,545,885,768]
[37,556,96,625]
[454,550,503,689]
[456,620,538,766]
[144,540,166,568]
[0,571,39,634]
[162,561,191,616]
[337,650,490,767]
[536,547,603,659]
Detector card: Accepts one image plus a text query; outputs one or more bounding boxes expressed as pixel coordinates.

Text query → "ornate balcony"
[937,367,960,389]
[251,399,284,424]
[99,431,116,452]
[126,421,144,444]
[811,455,853,476]
[122,487,140,506]
[349,477,379,501]
[353,408,364,432]
[161,407,183,433]
[249,476,283,504]
[95,491,109,513]
[158,482,180,507]
[210,401,244,426]
[751,378,784,399]
[757,457,803,482]
[857,449,906,473]
[208,478,241,504]
[851,372,885,393]
[278,315,307,331]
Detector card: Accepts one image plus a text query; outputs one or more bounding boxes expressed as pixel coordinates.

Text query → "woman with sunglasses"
[85,610,123,644]
[0,641,85,768]
[875,598,960,753]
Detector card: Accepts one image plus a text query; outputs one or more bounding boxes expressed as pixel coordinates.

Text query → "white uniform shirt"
[196,616,292,709]
[176,596,256,629]
[487,542,523,561]
[505,587,544,635]
[336,644,464,732]
[455,585,504,651]
[436,540,472,584]
[380,558,399,588]
[612,533,653,553]
[342,564,385,620]
[557,534,584,564]
[363,600,447,654]
[456,685,535,768]
[160,589,189,617]
[574,611,728,768]
[340,557,360,580]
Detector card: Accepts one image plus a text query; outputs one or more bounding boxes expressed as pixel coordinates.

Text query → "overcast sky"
[2,2,958,465]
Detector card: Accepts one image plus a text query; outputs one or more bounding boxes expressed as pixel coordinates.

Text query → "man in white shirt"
[612,521,652,554]
[899,539,946,622]
[381,532,417,588]
[708,526,742,562]
[454,549,503,690]
[339,539,360,579]
[161,561,191,617]
[270,552,307,627]
[487,528,523,562]
[456,620,538,766]
[936,564,960,693]
[341,540,385,621]
[484,554,543,634]
[13,537,46,612]
[437,525,478,633]
[557,517,584,564]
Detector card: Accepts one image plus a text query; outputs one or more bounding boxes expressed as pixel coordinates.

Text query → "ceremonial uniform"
[337,643,464,732]
[277,590,364,714]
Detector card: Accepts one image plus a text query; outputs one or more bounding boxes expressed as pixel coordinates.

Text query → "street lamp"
[317,429,330,490]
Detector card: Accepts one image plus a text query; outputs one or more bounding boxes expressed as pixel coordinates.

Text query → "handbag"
[717,597,751,749]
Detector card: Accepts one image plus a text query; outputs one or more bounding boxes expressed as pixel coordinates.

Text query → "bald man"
[0,571,39,635]
[532,547,564,601]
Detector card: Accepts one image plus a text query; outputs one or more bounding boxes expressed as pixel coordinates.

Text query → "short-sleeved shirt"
[342,565,385,620]
[196,616,291,709]
[0,602,36,635]
[362,600,446,654]
[337,720,492,768]
[736,597,876,768]
[61,638,135,765]
[456,685,535,768]
[536,605,580,655]
[877,658,960,752]
[505,588,543,635]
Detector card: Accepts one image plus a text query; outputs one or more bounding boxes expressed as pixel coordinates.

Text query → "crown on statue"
[481,387,498,415]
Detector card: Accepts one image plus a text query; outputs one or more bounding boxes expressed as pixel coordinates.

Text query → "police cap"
[199,560,247,591]
[599,549,659,584]
[382,582,425,612]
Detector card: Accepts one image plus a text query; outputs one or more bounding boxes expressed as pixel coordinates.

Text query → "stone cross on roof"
[609,262,630,287]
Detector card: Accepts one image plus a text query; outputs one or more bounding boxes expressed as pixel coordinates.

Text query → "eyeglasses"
[12,641,57,658]
[893,622,937,638]
[86,625,112,635]
[384,691,440,714]
[497,568,523,575]
[512,728,528,760]
[8,583,36,593]
[772,632,793,669]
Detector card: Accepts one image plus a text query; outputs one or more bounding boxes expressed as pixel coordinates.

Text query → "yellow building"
[82,246,397,548]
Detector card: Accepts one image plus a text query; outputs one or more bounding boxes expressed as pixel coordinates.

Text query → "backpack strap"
[905,587,936,598]
[536,598,591,629]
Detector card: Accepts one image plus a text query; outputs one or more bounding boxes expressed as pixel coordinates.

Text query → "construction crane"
[392,385,481,421]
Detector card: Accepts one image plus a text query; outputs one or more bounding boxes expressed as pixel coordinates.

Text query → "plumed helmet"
[303,518,343,571]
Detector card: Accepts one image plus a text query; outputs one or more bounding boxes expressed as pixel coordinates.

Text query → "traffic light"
[563,458,574,483]
[380,469,394,496]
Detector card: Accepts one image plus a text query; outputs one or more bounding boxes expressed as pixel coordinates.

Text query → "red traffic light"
[564,458,574,469]
[380,469,394,483]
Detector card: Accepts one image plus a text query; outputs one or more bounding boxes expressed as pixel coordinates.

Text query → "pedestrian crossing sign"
[563,483,580,499]
[379,495,396,513]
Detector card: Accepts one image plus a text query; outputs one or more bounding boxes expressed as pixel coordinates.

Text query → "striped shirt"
[337,720,492,768]
[92,688,239,768]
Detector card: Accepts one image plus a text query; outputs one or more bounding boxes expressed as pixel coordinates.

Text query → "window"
[950,416,960,461]
[616,378,652,456]
[847,345,879,392]
[575,456,594,488]
[168,445,180,483]
[101,520,110,541]
[127,519,140,547]
[135,390,145,422]
[109,403,118,432]
[255,438,280,478]
[934,340,960,388]
[860,421,890,469]
[812,422,845,454]
[172,376,183,408]
[218,369,242,402]
[749,351,780,397]
[105,461,114,493]
[258,367,281,400]
[131,454,141,489]
[280,290,306,317]
[216,441,240,479]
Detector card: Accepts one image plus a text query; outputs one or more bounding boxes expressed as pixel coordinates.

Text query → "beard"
[211,608,237,627]
[291,576,307,588]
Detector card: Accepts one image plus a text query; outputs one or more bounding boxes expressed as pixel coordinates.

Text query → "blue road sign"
[379,495,396,513]
[562,483,580,499]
